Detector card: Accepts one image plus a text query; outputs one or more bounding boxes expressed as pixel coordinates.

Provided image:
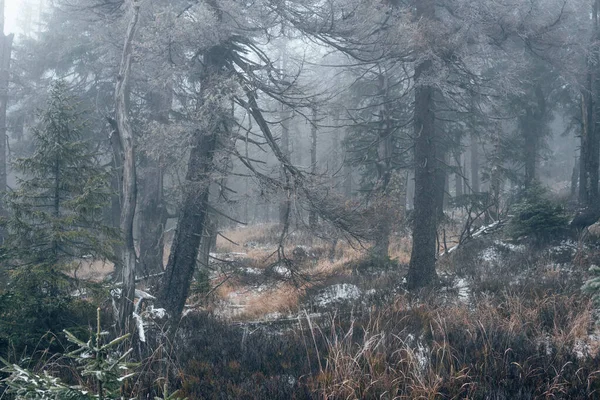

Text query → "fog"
[1,0,600,398]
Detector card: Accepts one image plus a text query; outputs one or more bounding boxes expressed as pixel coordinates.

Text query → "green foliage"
[351,252,398,276]
[508,183,568,242]
[1,308,136,400]
[0,81,117,354]
[582,265,600,307]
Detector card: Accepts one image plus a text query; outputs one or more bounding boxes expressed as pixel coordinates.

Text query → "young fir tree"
[0,81,116,353]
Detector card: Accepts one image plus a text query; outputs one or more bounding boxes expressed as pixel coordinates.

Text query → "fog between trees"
[2,0,600,398]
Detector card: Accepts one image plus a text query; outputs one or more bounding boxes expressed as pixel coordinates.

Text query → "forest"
[1,0,600,398]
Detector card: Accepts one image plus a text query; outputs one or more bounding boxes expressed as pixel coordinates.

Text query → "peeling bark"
[114,0,140,333]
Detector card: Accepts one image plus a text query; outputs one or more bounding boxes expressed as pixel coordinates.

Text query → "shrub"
[509,183,568,242]
[0,309,143,400]
[582,265,600,307]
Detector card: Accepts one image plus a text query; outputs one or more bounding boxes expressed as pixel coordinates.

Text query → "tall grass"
[310,293,600,399]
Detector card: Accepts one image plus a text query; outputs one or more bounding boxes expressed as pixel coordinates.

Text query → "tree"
[0,0,13,231]
[406,0,439,289]
[114,0,140,334]
[0,81,114,352]
[580,0,600,209]
[157,42,231,328]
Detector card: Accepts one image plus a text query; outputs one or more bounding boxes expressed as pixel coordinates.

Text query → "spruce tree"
[0,81,116,353]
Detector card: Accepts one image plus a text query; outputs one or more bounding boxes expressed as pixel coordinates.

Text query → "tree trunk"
[454,151,463,197]
[197,214,215,272]
[0,0,13,242]
[309,106,318,229]
[580,1,600,208]
[523,108,537,188]
[138,161,167,276]
[138,87,172,276]
[278,43,291,227]
[571,155,579,199]
[406,170,414,210]
[372,72,393,259]
[522,85,546,189]
[470,133,480,193]
[407,0,438,290]
[115,0,140,334]
[157,44,227,327]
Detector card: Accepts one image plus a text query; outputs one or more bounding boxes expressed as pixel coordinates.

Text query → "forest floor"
[67,220,600,398]
[167,220,600,399]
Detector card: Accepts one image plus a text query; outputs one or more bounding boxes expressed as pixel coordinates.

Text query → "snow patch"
[315,284,361,306]
[494,240,526,252]
[480,247,501,263]
[146,306,167,320]
[244,267,262,275]
[273,265,292,278]
[455,278,470,302]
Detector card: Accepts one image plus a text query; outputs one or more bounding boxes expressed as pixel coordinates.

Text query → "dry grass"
[309,292,599,399]
[241,284,303,319]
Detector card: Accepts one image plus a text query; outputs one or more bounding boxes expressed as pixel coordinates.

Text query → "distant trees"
[4,0,600,341]
[0,0,12,228]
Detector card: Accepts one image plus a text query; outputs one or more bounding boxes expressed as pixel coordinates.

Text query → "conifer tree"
[0,81,116,352]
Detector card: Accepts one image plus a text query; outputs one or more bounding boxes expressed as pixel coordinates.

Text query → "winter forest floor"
[10,220,600,399]
[136,221,600,399]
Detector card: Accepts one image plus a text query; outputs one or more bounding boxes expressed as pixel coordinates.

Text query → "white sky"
[5,0,23,35]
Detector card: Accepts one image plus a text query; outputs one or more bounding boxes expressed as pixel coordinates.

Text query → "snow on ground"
[455,278,470,302]
[273,265,292,278]
[315,283,361,307]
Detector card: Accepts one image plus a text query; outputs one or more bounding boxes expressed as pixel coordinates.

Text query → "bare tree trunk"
[580,0,600,208]
[138,160,167,275]
[115,0,140,333]
[372,72,393,259]
[197,213,216,277]
[523,108,537,189]
[522,86,546,189]
[278,103,291,224]
[0,0,13,242]
[407,0,438,290]
[138,87,172,276]
[571,155,579,199]
[157,44,227,327]
[309,106,318,229]
[470,133,480,193]
[454,151,463,197]
[406,170,414,210]
[107,118,124,278]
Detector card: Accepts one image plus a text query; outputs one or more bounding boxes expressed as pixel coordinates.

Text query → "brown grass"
[309,293,599,399]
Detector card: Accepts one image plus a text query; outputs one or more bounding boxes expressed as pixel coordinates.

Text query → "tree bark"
[522,85,546,189]
[309,106,318,229]
[157,44,227,327]
[0,0,13,242]
[580,0,600,208]
[454,151,463,197]
[138,160,166,276]
[523,108,537,188]
[372,72,393,259]
[470,133,480,193]
[407,0,438,290]
[114,0,140,334]
[571,155,579,199]
[138,87,171,276]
